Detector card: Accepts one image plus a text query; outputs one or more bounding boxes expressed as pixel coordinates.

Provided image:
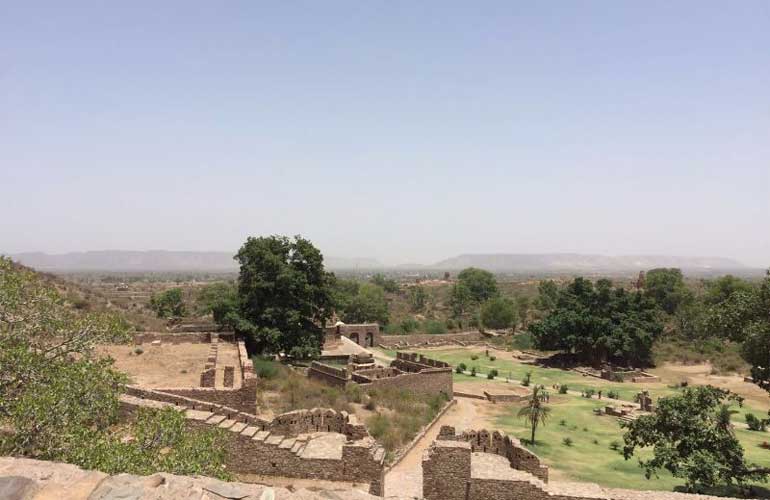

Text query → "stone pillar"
[422,440,471,500]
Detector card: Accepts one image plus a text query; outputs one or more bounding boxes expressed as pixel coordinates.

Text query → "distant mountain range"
[7,251,382,272]
[5,250,748,274]
[430,253,747,272]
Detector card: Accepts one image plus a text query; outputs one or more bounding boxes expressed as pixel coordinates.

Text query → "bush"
[487,369,499,380]
[423,320,447,335]
[470,354,479,361]
[455,364,465,374]
[510,331,535,350]
[521,371,532,387]
[562,437,573,447]
[252,356,281,379]
[489,355,496,362]
[582,388,596,398]
[606,390,619,399]
[470,366,477,377]
[401,318,420,334]
[609,440,621,451]
[364,398,377,411]
[558,385,568,394]
[133,347,144,355]
[560,419,567,426]
[746,413,767,432]
[445,318,456,330]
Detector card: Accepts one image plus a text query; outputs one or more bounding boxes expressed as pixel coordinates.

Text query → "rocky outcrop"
[0,457,386,499]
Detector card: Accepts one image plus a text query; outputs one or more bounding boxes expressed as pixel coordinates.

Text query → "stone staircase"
[120,393,386,470]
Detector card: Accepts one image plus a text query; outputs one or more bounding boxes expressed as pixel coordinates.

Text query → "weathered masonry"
[308,352,453,399]
[324,322,381,348]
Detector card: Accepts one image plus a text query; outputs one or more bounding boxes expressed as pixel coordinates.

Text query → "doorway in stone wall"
[350,332,360,345]
[365,332,374,347]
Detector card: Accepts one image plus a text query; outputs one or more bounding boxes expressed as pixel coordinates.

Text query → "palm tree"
[518,385,551,444]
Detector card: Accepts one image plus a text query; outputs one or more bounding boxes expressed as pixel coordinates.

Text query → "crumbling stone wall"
[437,426,548,482]
[380,331,485,348]
[325,323,381,347]
[357,367,453,399]
[308,361,349,388]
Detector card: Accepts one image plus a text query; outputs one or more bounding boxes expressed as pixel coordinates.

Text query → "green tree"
[740,270,770,389]
[457,267,498,303]
[529,277,662,365]
[644,268,692,315]
[0,257,229,479]
[449,281,473,319]
[408,285,428,312]
[480,296,517,330]
[370,273,400,293]
[195,281,237,316]
[518,385,551,444]
[515,295,530,329]
[149,288,186,318]
[341,282,389,325]
[233,235,334,358]
[535,280,559,312]
[622,386,769,492]
[704,275,755,306]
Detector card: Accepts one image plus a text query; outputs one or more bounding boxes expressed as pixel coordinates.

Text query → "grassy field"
[494,396,770,492]
[408,347,680,401]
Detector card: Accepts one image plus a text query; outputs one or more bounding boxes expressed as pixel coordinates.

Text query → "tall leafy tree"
[644,268,692,315]
[529,277,662,365]
[456,267,498,303]
[149,288,186,318]
[740,270,770,389]
[340,282,389,325]
[480,296,517,330]
[535,280,559,312]
[622,386,769,492]
[233,235,334,358]
[408,285,428,312]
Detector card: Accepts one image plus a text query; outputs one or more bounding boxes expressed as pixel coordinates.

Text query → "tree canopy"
[224,235,334,358]
[480,296,517,330]
[739,271,770,390]
[149,287,186,318]
[622,385,768,492]
[0,257,229,479]
[339,282,389,325]
[456,267,498,303]
[529,277,662,365]
[644,268,692,315]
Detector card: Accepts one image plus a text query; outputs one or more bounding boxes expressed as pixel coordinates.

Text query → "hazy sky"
[2,2,769,266]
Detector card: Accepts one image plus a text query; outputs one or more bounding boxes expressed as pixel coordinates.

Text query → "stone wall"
[325,323,381,348]
[357,367,453,399]
[436,426,548,482]
[308,361,349,388]
[133,331,212,344]
[380,331,485,348]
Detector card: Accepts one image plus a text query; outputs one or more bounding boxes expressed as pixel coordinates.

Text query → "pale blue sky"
[1,1,768,266]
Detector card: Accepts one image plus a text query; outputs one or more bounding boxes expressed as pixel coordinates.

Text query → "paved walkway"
[384,398,480,499]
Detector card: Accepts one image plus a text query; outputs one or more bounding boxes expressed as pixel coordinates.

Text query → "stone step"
[253,430,271,442]
[185,409,214,421]
[229,422,248,433]
[290,441,304,454]
[218,419,237,430]
[373,447,385,463]
[205,414,227,425]
[240,426,260,438]
[265,434,285,446]
[279,438,296,450]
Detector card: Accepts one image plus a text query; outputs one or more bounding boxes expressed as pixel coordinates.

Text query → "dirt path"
[384,398,492,499]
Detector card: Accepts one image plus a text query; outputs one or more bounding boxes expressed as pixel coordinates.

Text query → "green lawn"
[495,395,770,492]
[412,348,679,401]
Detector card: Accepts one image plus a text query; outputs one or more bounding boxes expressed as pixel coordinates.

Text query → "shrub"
[761,441,770,450]
[593,439,599,445]
[470,354,479,361]
[423,320,447,335]
[606,390,619,399]
[487,369,499,380]
[558,385,568,394]
[455,363,467,374]
[401,318,420,334]
[470,366,477,377]
[252,356,281,379]
[521,371,532,387]
[364,398,377,411]
[489,355,496,362]
[559,419,567,426]
[609,440,621,451]
[133,347,144,355]
[746,413,768,432]
[510,331,535,350]
[562,437,573,447]
[445,318,456,330]
[582,388,596,398]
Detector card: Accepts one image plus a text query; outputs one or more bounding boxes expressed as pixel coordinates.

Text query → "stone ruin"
[308,351,454,399]
[324,322,381,348]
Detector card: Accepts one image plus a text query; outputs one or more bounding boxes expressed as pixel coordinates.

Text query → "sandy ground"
[384,398,502,499]
[652,362,770,409]
[97,343,209,387]
[454,380,532,397]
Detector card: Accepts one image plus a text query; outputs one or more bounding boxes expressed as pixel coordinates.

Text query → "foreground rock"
[0,457,386,500]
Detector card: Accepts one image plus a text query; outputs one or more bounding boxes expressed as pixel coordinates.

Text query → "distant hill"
[8,251,383,272]
[431,253,748,273]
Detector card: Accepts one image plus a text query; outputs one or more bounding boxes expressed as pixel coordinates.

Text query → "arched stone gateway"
[350,332,360,345]
[365,332,374,347]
